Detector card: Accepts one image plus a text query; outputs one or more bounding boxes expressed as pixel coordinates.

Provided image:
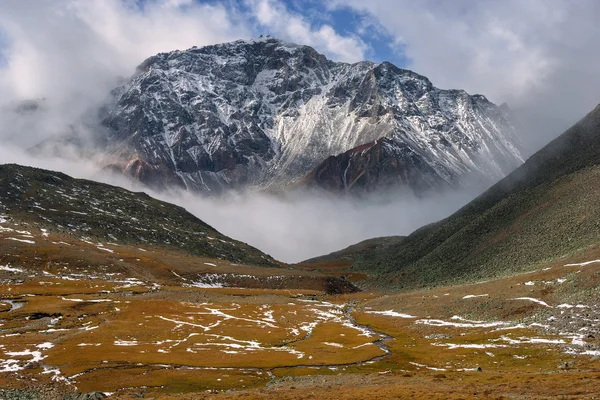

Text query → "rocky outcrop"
[297,138,449,194]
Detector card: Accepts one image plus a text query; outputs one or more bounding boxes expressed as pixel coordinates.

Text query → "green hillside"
[331,104,600,288]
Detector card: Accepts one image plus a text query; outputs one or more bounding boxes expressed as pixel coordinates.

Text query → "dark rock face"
[298,138,451,194]
[102,158,186,192]
[100,36,524,194]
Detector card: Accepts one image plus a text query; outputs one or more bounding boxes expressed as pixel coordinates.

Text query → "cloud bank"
[170,188,479,263]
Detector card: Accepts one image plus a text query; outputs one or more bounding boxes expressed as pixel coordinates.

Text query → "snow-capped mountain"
[101,35,524,194]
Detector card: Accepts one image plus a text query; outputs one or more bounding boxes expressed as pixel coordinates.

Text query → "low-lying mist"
[167,187,482,263]
[0,144,481,263]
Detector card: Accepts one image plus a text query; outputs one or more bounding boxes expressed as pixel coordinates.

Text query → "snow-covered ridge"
[102,36,524,194]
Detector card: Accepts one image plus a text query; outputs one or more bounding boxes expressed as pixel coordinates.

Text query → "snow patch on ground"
[416,318,507,328]
[511,297,552,308]
[434,343,507,350]
[557,304,587,309]
[365,310,416,318]
[188,281,224,289]
[565,259,600,267]
[5,237,35,244]
[61,297,112,303]
[114,340,139,346]
[462,294,488,299]
[500,335,566,345]
[0,265,24,273]
[409,362,447,371]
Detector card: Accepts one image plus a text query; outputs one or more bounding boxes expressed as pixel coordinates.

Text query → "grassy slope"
[348,104,600,288]
[0,164,280,268]
[302,236,405,265]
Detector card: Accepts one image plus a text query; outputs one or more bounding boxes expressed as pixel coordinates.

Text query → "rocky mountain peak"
[99,37,524,195]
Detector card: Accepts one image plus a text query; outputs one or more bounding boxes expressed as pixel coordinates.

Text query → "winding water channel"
[1,299,25,312]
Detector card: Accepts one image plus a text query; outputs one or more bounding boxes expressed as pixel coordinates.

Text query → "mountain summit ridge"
[100,36,524,194]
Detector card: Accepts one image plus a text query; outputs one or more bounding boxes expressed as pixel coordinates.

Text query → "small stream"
[1,299,25,312]
[343,302,393,364]
[263,301,394,378]
[53,300,396,392]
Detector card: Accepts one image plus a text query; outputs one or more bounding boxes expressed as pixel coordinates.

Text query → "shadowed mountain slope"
[309,104,600,289]
[0,164,279,268]
[302,236,406,265]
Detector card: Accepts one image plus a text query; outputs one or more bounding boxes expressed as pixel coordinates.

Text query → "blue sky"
[169,0,407,66]
[274,0,405,65]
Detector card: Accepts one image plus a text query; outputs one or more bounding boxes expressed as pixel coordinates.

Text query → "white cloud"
[246,0,367,63]
[164,187,479,263]
[330,0,561,98]
[332,0,600,150]
[0,0,250,146]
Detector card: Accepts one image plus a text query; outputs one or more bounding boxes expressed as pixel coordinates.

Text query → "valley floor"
[2,226,600,399]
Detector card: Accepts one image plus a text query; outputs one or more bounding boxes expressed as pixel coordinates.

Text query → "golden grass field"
[2,223,600,399]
